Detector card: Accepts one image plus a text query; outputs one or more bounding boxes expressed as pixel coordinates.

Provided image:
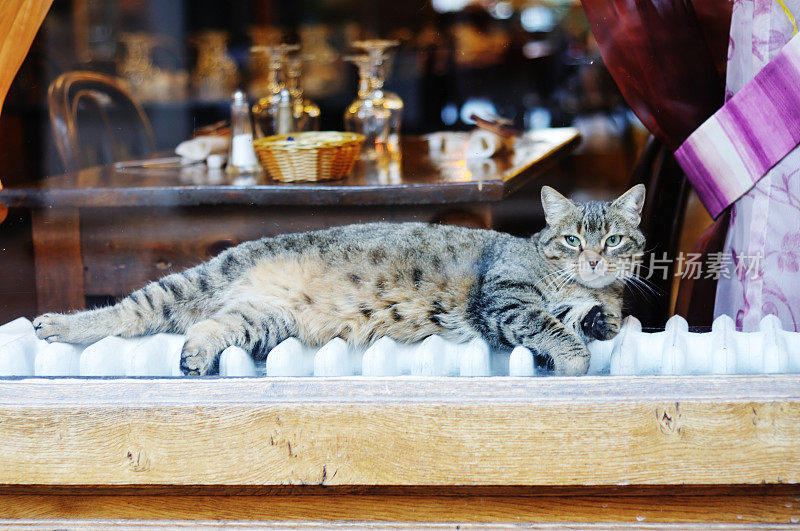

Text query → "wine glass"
[343,54,391,158]
[285,55,321,132]
[352,40,403,153]
[250,44,300,136]
[248,27,284,96]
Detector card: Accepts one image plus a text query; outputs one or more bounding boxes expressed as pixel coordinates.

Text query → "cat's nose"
[581,250,603,271]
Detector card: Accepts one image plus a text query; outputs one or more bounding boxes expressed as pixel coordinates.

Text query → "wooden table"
[0,128,579,313]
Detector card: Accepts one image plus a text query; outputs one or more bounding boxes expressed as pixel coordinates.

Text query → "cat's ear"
[540,186,577,225]
[611,184,646,224]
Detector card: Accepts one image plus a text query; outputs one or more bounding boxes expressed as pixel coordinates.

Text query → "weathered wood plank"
[0,376,798,488]
[3,374,799,406]
[0,519,795,530]
[0,493,798,524]
[1,485,798,496]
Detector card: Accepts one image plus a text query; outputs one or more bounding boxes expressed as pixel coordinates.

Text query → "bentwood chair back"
[626,136,692,328]
[47,71,156,173]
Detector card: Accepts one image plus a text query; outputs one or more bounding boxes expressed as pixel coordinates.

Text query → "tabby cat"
[33,185,646,376]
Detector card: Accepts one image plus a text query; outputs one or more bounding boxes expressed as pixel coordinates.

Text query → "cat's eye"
[564,235,581,248]
[605,235,623,247]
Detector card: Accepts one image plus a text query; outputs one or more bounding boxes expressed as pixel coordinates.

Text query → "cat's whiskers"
[536,268,569,291]
[555,271,576,292]
[540,267,570,281]
[540,267,571,288]
[542,268,573,291]
[629,266,662,292]
[619,270,661,301]
[623,276,649,300]
[638,276,662,295]
[626,269,662,294]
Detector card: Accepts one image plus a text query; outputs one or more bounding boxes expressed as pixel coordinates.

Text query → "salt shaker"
[226,90,261,176]
[277,88,293,135]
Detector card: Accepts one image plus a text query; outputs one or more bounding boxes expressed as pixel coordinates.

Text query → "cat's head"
[537,184,646,289]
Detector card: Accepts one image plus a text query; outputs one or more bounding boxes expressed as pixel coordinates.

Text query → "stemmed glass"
[285,55,321,132]
[250,44,299,137]
[352,39,403,153]
[247,27,284,97]
[343,54,391,158]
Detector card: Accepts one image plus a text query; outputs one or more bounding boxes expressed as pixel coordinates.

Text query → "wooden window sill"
[1,374,798,488]
[2,374,799,525]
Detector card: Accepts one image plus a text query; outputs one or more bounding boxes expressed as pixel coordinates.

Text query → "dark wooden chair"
[47,71,156,173]
[627,135,722,329]
[625,136,690,328]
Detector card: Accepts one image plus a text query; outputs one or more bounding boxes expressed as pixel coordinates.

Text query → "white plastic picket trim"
[1,313,799,377]
[588,313,800,375]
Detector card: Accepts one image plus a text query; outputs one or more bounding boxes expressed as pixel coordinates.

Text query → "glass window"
[0,0,669,378]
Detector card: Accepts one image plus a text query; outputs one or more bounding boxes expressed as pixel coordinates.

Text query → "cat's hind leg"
[179,302,296,375]
[33,271,212,344]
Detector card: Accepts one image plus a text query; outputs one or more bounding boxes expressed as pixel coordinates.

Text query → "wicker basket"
[253,132,365,182]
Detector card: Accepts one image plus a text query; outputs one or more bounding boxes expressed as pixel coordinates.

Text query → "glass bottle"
[226,90,261,176]
[285,55,320,132]
[343,55,390,158]
[353,40,403,153]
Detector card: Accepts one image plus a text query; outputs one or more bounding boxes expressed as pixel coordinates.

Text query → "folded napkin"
[466,129,507,159]
[175,135,230,162]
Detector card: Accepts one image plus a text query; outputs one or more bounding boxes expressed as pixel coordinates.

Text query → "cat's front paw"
[180,342,220,376]
[180,321,224,375]
[580,306,620,341]
[552,344,590,376]
[33,313,73,343]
